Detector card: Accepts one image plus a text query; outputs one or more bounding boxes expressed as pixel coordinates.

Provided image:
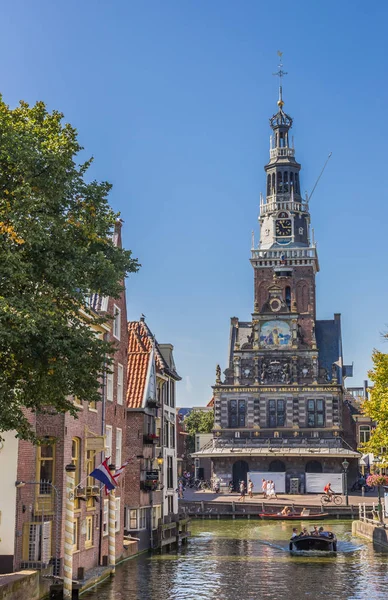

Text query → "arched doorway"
[232,460,249,490]
[305,460,323,473]
[269,460,286,472]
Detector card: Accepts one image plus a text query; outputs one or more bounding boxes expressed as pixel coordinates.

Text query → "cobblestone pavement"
[181,487,378,506]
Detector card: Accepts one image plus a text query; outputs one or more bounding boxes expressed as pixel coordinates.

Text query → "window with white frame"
[139,507,146,529]
[115,428,122,468]
[115,497,120,532]
[103,500,109,536]
[107,368,114,401]
[113,305,121,340]
[117,364,123,405]
[359,425,371,444]
[129,509,137,530]
[105,425,113,460]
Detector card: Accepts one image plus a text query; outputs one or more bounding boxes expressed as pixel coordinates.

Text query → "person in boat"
[300,507,309,516]
[318,526,333,538]
[291,527,298,538]
[280,506,291,516]
[311,525,319,536]
[301,527,309,536]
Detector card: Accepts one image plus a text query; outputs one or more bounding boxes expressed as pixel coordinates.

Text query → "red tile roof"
[126,320,166,409]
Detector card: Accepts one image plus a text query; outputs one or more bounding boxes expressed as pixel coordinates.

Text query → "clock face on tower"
[276,219,292,237]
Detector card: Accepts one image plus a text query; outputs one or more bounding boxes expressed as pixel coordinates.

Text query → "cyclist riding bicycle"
[323,482,334,499]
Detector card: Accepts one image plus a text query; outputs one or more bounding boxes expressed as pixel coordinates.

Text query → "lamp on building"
[156,453,164,467]
[342,459,349,506]
[15,481,26,488]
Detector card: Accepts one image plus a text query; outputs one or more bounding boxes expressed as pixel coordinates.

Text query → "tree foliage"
[0,98,139,439]
[184,409,214,436]
[361,346,388,457]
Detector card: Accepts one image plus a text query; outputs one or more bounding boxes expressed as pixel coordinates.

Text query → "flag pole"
[108,464,116,574]
[63,464,76,599]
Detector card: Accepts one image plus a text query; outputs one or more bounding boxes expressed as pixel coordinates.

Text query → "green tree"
[361,345,388,457]
[184,409,214,456]
[0,98,139,439]
[184,409,214,436]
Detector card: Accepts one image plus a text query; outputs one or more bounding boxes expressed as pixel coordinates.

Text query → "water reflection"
[83,520,388,600]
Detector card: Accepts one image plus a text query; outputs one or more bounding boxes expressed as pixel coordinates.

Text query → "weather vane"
[273,51,287,107]
[273,51,287,82]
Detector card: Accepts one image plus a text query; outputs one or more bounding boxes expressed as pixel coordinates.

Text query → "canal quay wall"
[0,569,51,600]
[181,500,374,520]
[352,520,388,549]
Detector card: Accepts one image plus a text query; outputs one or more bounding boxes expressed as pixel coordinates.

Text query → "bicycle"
[321,493,343,505]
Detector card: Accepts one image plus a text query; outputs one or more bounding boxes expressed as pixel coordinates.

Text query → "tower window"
[229,399,246,428]
[272,173,275,193]
[285,286,291,310]
[284,172,289,193]
[295,173,300,195]
[290,172,294,187]
[277,172,283,193]
[307,399,325,427]
[268,399,285,427]
[267,175,271,196]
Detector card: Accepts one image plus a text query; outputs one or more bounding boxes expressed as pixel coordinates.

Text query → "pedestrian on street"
[248,478,254,498]
[238,480,246,502]
[178,480,184,499]
[262,478,267,498]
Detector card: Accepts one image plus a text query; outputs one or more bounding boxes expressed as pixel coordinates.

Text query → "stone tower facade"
[194,86,358,494]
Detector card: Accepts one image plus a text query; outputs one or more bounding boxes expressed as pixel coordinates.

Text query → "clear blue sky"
[3,1,388,405]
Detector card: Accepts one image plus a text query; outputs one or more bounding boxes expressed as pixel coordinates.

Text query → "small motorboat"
[289,533,337,552]
[259,512,328,520]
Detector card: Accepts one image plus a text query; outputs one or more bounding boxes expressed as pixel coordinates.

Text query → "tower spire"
[273,51,287,109]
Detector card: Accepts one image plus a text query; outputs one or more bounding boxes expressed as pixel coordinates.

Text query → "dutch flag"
[89,458,116,491]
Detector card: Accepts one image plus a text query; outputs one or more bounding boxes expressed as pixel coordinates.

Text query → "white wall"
[0,432,18,556]
[248,471,286,494]
[305,473,343,494]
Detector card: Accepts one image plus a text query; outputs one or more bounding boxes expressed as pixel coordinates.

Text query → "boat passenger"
[291,527,298,539]
[311,525,319,536]
[280,506,291,516]
[301,527,309,536]
[318,526,331,537]
[300,508,309,516]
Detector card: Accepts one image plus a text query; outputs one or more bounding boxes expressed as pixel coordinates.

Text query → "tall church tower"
[194,61,358,495]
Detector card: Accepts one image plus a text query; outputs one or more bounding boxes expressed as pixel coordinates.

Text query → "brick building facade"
[125,318,180,551]
[10,220,128,578]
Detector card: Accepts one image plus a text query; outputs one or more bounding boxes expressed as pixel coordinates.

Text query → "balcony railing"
[260,199,308,215]
[143,434,160,445]
[269,147,295,159]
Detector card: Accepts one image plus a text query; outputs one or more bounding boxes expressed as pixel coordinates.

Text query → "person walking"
[262,478,267,498]
[238,480,246,502]
[248,478,254,499]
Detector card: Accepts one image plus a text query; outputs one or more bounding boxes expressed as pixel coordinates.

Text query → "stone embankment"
[352,520,388,549]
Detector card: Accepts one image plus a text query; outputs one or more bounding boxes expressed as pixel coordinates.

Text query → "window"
[105,425,113,460]
[74,395,82,407]
[167,495,174,514]
[129,509,137,530]
[170,423,175,449]
[228,400,246,428]
[103,500,109,536]
[307,399,325,427]
[37,443,55,494]
[359,425,371,444]
[113,305,121,340]
[152,505,161,529]
[85,516,93,548]
[88,399,97,411]
[268,400,285,427]
[138,507,146,529]
[164,420,169,447]
[107,369,114,401]
[86,450,95,509]
[167,455,174,489]
[117,364,124,405]
[115,498,120,532]
[116,428,122,468]
[170,380,175,408]
[73,518,79,551]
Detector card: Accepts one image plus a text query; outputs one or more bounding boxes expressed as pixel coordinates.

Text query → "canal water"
[83,520,388,599]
